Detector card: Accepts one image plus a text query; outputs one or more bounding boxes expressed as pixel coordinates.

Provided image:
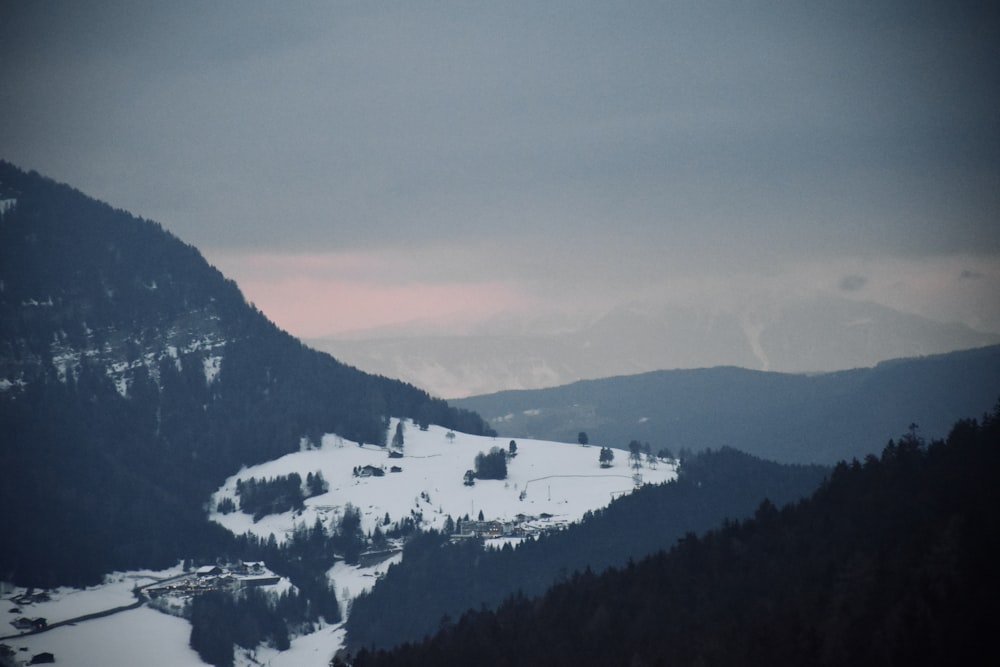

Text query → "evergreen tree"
[628,440,643,470]
[474,448,508,480]
[599,447,614,468]
[391,421,405,452]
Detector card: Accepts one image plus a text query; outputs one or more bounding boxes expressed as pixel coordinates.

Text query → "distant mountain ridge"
[0,161,489,586]
[453,345,1000,464]
[308,297,1000,398]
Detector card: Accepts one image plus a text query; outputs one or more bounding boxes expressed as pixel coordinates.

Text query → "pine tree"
[599,447,615,468]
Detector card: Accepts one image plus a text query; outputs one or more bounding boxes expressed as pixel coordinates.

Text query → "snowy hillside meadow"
[2,423,675,666]
[210,420,677,543]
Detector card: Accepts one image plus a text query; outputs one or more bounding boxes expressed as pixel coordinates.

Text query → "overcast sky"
[3,1,999,340]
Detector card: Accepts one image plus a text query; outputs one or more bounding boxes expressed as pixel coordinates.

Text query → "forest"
[348,406,1000,666]
[345,447,828,651]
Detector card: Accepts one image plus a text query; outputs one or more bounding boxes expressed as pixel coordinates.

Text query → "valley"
[2,422,677,666]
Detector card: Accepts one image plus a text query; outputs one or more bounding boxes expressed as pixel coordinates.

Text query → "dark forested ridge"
[351,407,1000,666]
[453,345,1000,464]
[345,448,828,651]
[0,161,490,586]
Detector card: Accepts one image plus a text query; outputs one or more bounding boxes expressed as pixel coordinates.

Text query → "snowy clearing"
[209,420,676,543]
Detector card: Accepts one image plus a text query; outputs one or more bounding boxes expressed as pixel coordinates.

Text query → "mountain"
[349,408,1000,666]
[307,298,1000,398]
[343,446,828,652]
[0,161,490,587]
[452,345,1000,464]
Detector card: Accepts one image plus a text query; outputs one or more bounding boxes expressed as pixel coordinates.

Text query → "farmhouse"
[9,617,46,632]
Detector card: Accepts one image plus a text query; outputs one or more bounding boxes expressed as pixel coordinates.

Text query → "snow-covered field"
[2,607,203,667]
[1,566,205,667]
[210,420,676,542]
[3,423,676,666]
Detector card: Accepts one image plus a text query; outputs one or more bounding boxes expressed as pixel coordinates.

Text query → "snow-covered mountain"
[308,296,1000,398]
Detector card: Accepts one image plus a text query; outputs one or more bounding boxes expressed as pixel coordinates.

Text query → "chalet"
[359,465,384,478]
[236,561,265,575]
[30,652,55,664]
[195,565,222,577]
[10,617,46,632]
[462,520,506,538]
[390,466,402,473]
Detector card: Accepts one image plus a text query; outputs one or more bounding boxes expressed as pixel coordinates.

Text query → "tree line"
[345,447,828,651]
[348,406,1000,666]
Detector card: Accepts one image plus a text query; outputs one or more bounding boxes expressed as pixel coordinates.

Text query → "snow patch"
[0,377,26,392]
[0,565,204,666]
[203,355,222,385]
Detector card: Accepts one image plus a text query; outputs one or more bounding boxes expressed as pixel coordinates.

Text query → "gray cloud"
[838,275,869,293]
[2,1,999,347]
[4,2,998,256]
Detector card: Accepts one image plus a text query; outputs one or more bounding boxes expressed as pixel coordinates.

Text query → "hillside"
[350,406,1000,666]
[343,445,827,652]
[0,161,489,587]
[453,344,1000,464]
[208,420,676,544]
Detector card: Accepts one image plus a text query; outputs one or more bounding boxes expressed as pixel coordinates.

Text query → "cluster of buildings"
[453,513,567,542]
[142,561,280,600]
[6,591,50,637]
[7,617,46,634]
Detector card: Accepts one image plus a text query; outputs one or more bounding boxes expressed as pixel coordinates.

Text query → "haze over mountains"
[308,297,1000,399]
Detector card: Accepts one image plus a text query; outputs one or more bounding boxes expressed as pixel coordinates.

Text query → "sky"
[2,1,999,342]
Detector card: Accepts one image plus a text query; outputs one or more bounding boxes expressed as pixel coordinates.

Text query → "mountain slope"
[453,345,1000,464]
[0,161,489,586]
[351,407,1000,666]
[344,446,828,652]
